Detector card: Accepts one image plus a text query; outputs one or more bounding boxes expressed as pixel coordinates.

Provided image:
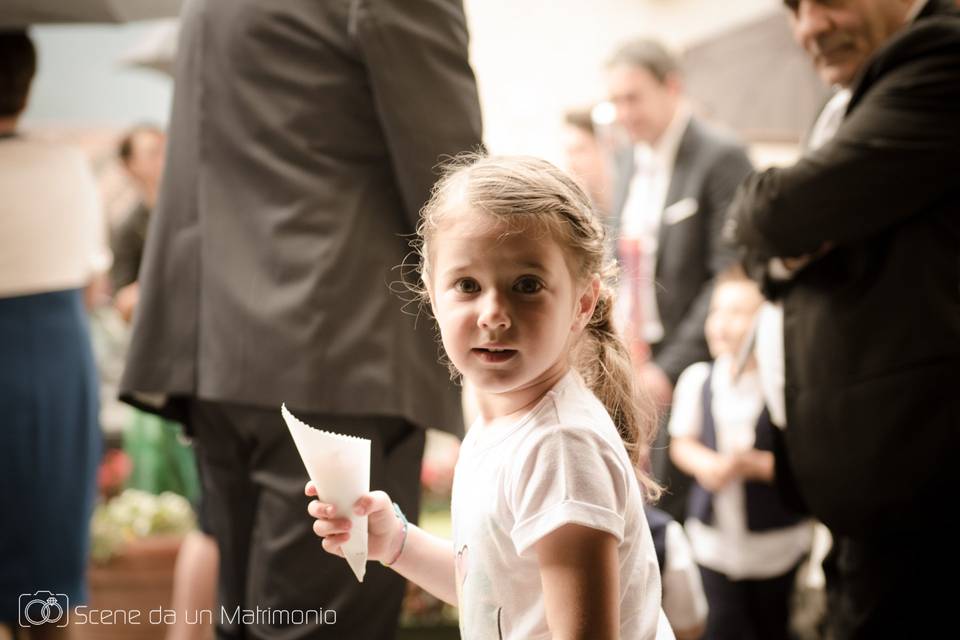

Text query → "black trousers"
[189,400,426,640]
[699,563,799,640]
[824,530,958,640]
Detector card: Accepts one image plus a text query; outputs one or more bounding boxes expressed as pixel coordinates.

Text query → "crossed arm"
[728,25,960,265]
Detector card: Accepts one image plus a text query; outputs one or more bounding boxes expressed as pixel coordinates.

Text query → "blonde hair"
[414,153,661,500]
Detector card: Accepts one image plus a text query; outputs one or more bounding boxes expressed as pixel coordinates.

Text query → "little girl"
[307,155,674,639]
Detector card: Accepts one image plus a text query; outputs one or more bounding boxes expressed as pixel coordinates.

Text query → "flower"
[97,449,132,498]
[90,489,196,562]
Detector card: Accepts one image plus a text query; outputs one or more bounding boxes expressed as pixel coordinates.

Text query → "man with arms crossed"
[728,1,960,636]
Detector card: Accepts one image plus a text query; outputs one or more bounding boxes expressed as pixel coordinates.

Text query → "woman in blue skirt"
[0,30,110,637]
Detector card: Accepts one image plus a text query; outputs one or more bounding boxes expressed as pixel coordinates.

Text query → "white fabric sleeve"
[661,521,708,633]
[507,426,629,557]
[667,362,710,439]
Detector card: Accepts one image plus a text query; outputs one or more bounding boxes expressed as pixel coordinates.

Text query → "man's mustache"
[809,34,857,61]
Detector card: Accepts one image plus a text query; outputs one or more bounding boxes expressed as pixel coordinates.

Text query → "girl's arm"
[670,435,738,492]
[306,485,458,606]
[386,522,458,606]
[535,524,620,640]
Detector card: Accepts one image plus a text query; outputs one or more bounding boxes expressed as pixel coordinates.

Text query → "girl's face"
[704,280,763,359]
[427,212,598,417]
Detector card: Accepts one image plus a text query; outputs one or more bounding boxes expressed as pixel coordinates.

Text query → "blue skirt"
[0,288,102,623]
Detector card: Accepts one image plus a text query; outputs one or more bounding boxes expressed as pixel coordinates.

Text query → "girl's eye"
[454,278,480,294]
[513,277,543,294]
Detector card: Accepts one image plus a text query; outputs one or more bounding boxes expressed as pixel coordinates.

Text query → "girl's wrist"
[381,502,408,567]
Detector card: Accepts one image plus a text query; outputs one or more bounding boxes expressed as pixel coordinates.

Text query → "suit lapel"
[656,118,699,273]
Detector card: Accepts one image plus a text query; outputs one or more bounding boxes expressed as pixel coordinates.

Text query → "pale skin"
[308,213,626,639]
[670,279,775,491]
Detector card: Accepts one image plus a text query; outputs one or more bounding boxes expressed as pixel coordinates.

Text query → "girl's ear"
[575,275,601,331]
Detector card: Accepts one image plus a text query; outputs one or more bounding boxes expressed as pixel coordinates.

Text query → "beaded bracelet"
[381,502,408,567]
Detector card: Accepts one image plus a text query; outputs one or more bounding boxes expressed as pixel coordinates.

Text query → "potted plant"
[77,486,196,640]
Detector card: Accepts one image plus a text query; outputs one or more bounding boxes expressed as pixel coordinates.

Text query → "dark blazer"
[109,201,150,292]
[120,0,483,436]
[611,116,753,383]
[729,0,960,536]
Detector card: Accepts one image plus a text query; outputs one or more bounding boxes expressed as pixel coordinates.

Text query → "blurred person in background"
[560,107,613,217]
[118,0,483,638]
[605,38,753,521]
[727,0,960,636]
[0,29,111,640]
[110,123,165,322]
[669,267,812,640]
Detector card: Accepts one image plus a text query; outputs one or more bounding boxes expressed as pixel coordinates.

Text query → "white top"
[616,103,691,346]
[0,137,111,298]
[451,370,674,640]
[668,357,813,580]
[661,520,708,634]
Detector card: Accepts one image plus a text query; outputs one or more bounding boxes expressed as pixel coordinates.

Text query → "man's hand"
[781,242,835,273]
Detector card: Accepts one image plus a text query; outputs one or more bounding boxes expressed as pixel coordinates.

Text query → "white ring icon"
[23,597,64,626]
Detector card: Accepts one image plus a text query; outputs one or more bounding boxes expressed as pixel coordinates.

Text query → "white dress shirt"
[616,103,692,346]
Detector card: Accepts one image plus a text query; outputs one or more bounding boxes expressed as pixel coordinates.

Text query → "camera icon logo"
[19,591,69,627]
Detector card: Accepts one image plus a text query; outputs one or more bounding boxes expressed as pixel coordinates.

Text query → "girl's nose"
[477,291,511,331]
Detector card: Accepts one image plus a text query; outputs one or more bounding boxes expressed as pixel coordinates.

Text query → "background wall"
[21,0,786,160]
[23,21,173,128]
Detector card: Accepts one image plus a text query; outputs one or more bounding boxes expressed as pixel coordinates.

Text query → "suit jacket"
[729,0,960,536]
[120,0,483,436]
[611,116,753,383]
[109,200,150,292]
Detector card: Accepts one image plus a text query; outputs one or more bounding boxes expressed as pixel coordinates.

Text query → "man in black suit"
[606,39,753,519]
[728,1,960,636]
[120,0,482,638]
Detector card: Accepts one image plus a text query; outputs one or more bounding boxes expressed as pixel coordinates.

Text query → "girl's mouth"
[472,347,517,363]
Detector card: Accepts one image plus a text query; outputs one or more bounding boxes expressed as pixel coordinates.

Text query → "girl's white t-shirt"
[451,370,673,640]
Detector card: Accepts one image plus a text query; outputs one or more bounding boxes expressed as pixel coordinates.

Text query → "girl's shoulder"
[674,360,719,398]
[676,360,713,387]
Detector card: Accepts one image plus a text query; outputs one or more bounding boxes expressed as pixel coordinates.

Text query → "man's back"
[122,0,483,433]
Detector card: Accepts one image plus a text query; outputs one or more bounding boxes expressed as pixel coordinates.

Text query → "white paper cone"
[282,403,370,582]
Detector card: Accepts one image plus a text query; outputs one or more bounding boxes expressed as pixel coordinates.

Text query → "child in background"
[668,266,812,640]
[308,155,674,639]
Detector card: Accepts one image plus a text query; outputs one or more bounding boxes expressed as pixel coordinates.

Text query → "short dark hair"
[0,30,37,118]
[117,123,163,165]
[606,38,679,84]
